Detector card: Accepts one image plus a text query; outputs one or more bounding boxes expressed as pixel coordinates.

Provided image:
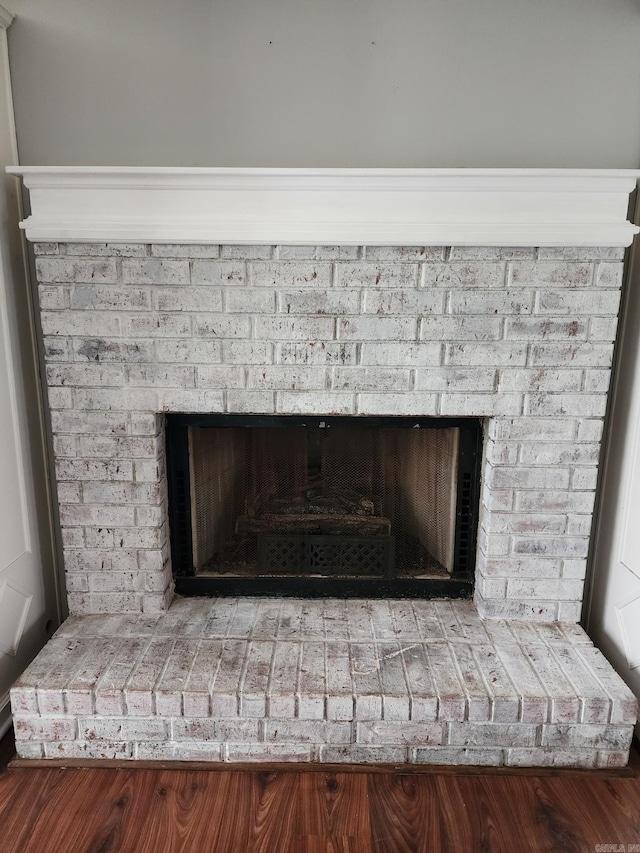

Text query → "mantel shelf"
[7,166,640,246]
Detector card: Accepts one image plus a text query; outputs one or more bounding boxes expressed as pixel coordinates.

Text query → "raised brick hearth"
[7,168,639,766]
[12,599,636,766]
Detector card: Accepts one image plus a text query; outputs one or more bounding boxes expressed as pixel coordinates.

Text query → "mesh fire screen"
[188,424,460,579]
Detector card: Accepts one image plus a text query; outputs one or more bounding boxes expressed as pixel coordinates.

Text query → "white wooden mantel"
[6,167,640,247]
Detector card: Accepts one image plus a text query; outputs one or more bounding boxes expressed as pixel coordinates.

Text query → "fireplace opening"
[166,415,482,599]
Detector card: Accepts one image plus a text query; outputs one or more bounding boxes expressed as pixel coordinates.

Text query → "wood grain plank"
[297,773,370,838]
[78,771,150,853]
[121,771,230,853]
[249,771,300,853]
[300,837,370,853]
[452,777,558,853]
[542,777,640,847]
[368,774,441,853]
[1,729,639,853]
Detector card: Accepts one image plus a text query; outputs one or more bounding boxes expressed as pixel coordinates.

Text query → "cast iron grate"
[257,534,395,577]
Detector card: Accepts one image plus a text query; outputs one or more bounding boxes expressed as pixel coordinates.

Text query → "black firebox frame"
[165,414,483,599]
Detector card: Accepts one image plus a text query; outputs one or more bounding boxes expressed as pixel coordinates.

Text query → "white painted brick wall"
[32,243,625,619]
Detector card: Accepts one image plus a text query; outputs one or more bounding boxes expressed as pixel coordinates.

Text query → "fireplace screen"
[166,415,481,598]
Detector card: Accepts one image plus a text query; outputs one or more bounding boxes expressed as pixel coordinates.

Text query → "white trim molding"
[0,7,14,30]
[6,166,640,246]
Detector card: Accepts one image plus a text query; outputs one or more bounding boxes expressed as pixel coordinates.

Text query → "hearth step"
[10,598,637,768]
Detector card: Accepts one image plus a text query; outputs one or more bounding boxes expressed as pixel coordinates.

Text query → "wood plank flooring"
[1,729,639,852]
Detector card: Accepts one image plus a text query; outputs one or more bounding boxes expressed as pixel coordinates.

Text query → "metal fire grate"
[257,534,395,577]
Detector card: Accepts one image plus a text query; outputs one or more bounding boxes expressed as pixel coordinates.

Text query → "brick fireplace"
[7,167,639,766]
[31,239,626,621]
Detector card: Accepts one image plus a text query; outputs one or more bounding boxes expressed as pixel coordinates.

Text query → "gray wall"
[6,0,640,169]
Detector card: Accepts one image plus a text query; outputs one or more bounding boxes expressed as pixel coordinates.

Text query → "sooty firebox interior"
[166,415,482,598]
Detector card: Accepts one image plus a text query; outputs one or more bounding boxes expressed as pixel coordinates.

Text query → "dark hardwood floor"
[1,728,639,852]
